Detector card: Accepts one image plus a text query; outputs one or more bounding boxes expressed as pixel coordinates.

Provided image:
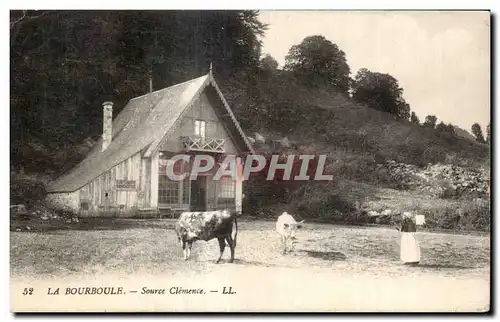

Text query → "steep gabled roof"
[47,72,254,193]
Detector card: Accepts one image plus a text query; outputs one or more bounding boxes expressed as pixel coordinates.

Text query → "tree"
[423,115,437,129]
[399,103,411,121]
[10,10,51,32]
[284,35,351,93]
[446,123,456,135]
[472,123,485,143]
[351,68,411,120]
[410,111,420,124]
[486,123,491,144]
[432,120,456,137]
[436,122,448,133]
[436,122,456,135]
[260,54,278,71]
[10,10,268,173]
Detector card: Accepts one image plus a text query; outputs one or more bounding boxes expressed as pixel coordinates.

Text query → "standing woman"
[398,212,421,265]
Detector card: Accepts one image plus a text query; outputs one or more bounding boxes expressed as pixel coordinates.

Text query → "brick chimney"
[102,101,113,151]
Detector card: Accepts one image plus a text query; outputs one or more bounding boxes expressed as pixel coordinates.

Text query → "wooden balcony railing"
[181,136,225,153]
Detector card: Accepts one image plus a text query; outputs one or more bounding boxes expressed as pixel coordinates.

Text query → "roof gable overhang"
[143,72,255,158]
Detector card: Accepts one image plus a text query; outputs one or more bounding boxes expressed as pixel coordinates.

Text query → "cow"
[175,209,238,264]
[276,212,304,255]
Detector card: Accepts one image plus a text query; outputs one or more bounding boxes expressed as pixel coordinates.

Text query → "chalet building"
[46,70,254,217]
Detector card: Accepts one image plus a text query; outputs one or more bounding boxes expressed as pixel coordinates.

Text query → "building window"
[217,176,235,207]
[158,175,179,204]
[219,176,235,198]
[80,202,89,210]
[194,120,206,138]
[158,153,181,205]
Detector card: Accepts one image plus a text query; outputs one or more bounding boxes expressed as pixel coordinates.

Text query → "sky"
[258,11,490,133]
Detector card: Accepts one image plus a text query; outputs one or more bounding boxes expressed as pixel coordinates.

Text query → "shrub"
[294,192,357,223]
[435,180,459,199]
[468,201,491,231]
[418,201,490,232]
[439,187,458,199]
[10,177,47,207]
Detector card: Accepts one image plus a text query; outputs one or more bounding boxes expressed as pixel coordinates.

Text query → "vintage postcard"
[9,9,491,312]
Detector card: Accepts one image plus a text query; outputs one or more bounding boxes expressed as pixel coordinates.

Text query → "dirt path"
[10,220,490,312]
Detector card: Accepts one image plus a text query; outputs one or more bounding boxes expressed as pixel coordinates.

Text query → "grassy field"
[10,218,490,311]
[11,218,490,277]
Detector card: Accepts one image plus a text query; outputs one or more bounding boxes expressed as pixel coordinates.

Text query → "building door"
[190,176,207,211]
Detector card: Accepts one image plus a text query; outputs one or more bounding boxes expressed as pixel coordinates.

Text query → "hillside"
[453,125,478,142]
[224,71,489,168]
[220,71,490,231]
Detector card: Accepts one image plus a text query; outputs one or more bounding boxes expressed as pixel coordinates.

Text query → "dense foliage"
[472,123,486,143]
[410,112,420,124]
[486,123,491,144]
[423,115,438,128]
[11,10,266,173]
[351,68,410,120]
[284,35,351,93]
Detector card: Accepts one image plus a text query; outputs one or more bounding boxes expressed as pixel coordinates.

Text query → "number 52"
[22,288,34,295]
